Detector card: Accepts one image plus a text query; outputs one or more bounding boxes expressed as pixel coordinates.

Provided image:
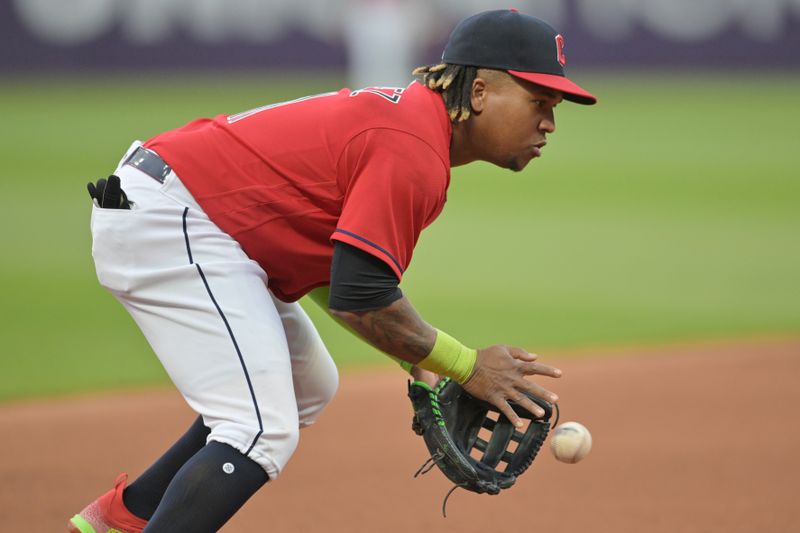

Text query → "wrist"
[396,358,414,373]
[416,329,477,384]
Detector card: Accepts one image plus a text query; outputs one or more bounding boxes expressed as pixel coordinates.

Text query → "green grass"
[1,71,798,402]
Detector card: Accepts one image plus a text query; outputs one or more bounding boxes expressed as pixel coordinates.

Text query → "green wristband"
[417,329,477,384]
[388,355,414,374]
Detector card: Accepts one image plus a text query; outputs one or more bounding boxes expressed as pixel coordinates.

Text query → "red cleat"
[68,473,148,533]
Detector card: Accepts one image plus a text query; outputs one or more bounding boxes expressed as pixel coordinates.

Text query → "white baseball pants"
[90,142,338,478]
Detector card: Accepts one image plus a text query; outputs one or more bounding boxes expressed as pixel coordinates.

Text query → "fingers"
[490,386,553,426]
[513,394,547,418]
[465,346,562,427]
[506,347,560,377]
[494,399,524,428]
[519,379,558,405]
[519,360,562,378]
[508,346,538,362]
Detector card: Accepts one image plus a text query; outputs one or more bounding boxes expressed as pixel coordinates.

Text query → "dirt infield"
[1,338,798,532]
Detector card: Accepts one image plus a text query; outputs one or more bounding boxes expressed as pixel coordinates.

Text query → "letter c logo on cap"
[555,34,566,66]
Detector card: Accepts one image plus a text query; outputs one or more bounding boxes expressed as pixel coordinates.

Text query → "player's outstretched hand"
[462,345,561,428]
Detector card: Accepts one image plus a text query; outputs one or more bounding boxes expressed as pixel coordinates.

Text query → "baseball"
[549,421,592,464]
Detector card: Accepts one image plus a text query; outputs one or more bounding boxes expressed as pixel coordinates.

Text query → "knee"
[318,365,339,412]
[297,353,339,427]
[207,419,301,480]
[317,358,339,407]
[269,424,301,470]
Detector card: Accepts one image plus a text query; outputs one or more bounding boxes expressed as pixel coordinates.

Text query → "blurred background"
[0,0,798,402]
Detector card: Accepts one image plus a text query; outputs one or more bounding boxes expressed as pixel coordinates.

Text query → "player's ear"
[470,77,487,114]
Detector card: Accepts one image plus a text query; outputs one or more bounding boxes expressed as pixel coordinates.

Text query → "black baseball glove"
[409,377,556,515]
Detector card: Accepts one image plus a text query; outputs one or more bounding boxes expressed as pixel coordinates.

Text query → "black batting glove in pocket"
[87,175,132,209]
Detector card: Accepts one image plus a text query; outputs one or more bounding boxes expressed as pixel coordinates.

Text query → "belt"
[124,146,172,183]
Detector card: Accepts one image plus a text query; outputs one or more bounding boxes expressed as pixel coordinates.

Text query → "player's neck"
[449,122,478,168]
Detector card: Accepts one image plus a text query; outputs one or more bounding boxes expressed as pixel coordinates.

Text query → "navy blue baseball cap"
[442,8,597,105]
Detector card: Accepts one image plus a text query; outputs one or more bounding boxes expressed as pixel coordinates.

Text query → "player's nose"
[538,106,556,134]
[538,116,556,134]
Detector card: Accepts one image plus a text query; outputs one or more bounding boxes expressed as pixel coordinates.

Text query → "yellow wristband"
[417,329,477,384]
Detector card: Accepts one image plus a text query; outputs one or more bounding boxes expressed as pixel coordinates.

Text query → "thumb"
[508,347,537,362]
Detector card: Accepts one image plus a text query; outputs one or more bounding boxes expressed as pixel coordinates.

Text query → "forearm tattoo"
[333,296,436,364]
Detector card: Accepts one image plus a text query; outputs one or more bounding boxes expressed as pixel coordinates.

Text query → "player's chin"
[504,153,535,173]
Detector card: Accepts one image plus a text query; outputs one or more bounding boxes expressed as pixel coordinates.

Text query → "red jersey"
[145,81,452,302]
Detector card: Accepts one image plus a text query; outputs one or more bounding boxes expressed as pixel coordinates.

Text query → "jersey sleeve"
[333,128,449,281]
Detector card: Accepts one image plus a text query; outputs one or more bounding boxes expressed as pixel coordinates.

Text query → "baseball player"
[69,9,596,533]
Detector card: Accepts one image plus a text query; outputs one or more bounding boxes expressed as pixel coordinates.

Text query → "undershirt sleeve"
[332,128,449,280]
[328,241,403,312]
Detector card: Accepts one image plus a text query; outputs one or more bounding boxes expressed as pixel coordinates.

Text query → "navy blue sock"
[123,416,209,520]
[143,441,269,533]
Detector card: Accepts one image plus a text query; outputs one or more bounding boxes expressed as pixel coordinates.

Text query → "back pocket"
[90,206,135,293]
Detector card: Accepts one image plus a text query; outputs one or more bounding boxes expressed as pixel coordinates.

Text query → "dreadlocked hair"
[412,63,478,123]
